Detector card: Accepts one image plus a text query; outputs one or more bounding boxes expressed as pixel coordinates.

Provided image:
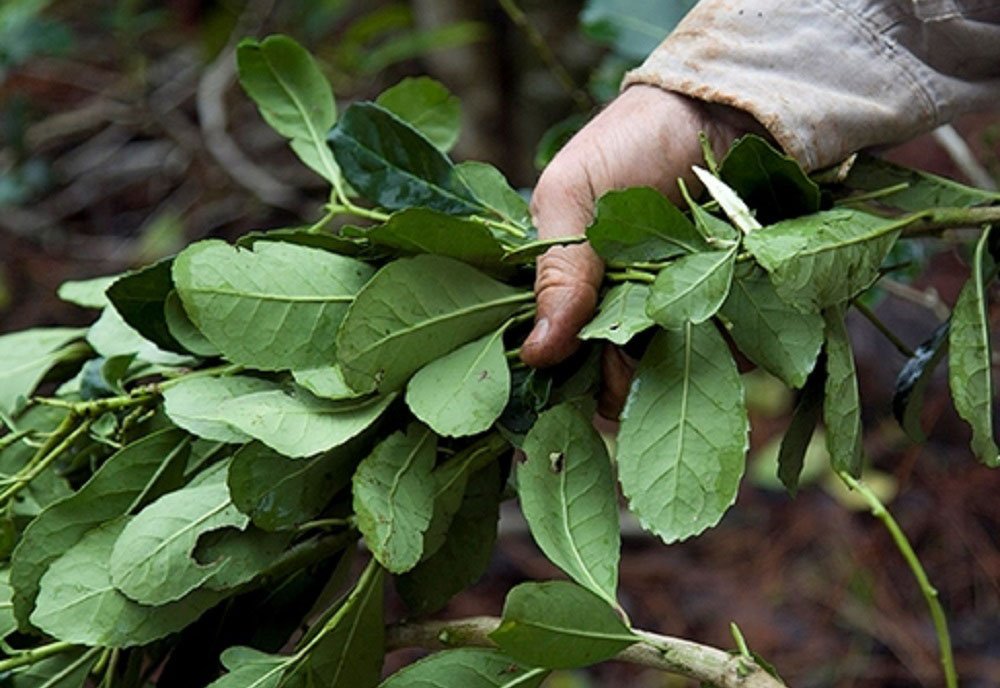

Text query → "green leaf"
[109,476,249,605]
[646,249,736,329]
[107,258,186,354]
[0,407,73,521]
[586,187,706,264]
[581,0,696,61]
[287,559,384,688]
[618,324,748,543]
[454,161,532,230]
[376,76,460,152]
[397,462,501,616]
[822,306,863,477]
[692,167,762,234]
[173,240,375,371]
[744,209,902,312]
[719,134,821,224]
[0,569,17,639]
[9,648,100,688]
[490,581,638,670]
[894,322,948,442]
[236,34,341,186]
[194,526,292,591]
[207,647,288,688]
[329,102,481,215]
[163,375,278,443]
[353,424,437,573]
[228,440,358,531]
[31,518,227,647]
[86,306,191,367]
[778,363,825,494]
[56,275,119,309]
[842,155,1000,211]
[949,227,999,467]
[720,265,824,388]
[378,648,546,688]
[164,289,220,357]
[579,282,655,345]
[518,403,620,606]
[364,208,508,275]
[0,328,86,416]
[292,366,363,401]
[678,179,739,242]
[337,255,530,394]
[216,387,395,458]
[405,328,510,437]
[10,428,191,629]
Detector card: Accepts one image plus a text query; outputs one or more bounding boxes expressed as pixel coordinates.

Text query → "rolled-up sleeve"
[623,0,1000,170]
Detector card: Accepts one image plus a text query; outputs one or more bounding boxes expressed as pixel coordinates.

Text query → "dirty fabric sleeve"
[623,0,1000,171]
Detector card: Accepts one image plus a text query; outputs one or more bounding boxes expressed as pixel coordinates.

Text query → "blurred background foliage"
[1,2,999,686]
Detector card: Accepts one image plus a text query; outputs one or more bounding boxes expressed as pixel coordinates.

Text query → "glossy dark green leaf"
[328,102,481,215]
[337,255,531,393]
[519,403,620,607]
[617,324,748,543]
[842,155,1000,211]
[397,463,501,616]
[10,428,190,629]
[778,362,825,494]
[107,258,186,354]
[894,322,948,442]
[235,227,368,256]
[173,240,375,371]
[586,187,706,264]
[490,581,638,670]
[579,283,655,345]
[237,34,340,186]
[646,249,736,329]
[0,328,86,417]
[376,76,460,152]
[378,648,546,688]
[823,306,863,477]
[353,424,437,573]
[719,134,821,224]
[721,264,824,388]
[949,227,999,467]
[745,209,903,312]
[228,440,359,531]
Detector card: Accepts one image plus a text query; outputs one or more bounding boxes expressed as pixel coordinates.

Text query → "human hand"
[519,85,757,417]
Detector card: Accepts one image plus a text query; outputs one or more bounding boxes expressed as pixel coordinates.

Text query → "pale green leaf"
[57,275,119,309]
[109,477,249,605]
[579,283,655,345]
[586,187,706,265]
[646,249,736,329]
[0,328,86,416]
[292,366,362,401]
[236,35,340,186]
[217,387,395,458]
[0,569,16,639]
[86,307,191,367]
[337,255,530,393]
[228,440,359,531]
[163,375,278,443]
[405,328,510,437]
[107,258,185,354]
[490,581,638,670]
[949,227,999,467]
[720,265,823,388]
[353,425,437,573]
[618,324,748,543]
[518,403,620,606]
[207,647,288,688]
[378,648,546,688]
[376,76,460,152]
[692,166,762,234]
[164,290,220,357]
[31,518,227,647]
[454,161,531,230]
[10,428,191,629]
[173,240,375,371]
[823,306,863,477]
[744,209,903,312]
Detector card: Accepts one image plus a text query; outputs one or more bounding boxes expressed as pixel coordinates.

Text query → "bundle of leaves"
[0,34,998,688]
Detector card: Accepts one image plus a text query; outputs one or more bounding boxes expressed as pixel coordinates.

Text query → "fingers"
[597,345,636,420]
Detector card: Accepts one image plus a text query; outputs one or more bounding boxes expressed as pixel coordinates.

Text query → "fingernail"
[525,317,549,348]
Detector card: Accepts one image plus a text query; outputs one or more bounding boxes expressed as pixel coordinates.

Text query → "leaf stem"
[0,415,93,506]
[385,616,786,688]
[156,363,244,391]
[898,206,1000,236]
[502,235,585,263]
[296,517,355,532]
[838,472,958,688]
[850,299,915,358]
[834,182,911,206]
[0,641,78,672]
[606,269,656,284]
[0,429,31,453]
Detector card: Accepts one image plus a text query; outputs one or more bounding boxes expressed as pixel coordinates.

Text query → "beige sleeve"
[623,0,1000,171]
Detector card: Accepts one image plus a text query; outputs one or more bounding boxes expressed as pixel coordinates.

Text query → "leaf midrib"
[185,285,353,304]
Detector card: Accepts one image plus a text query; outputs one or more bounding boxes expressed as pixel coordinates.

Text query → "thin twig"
[932,125,998,191]
[851,299,915,358]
